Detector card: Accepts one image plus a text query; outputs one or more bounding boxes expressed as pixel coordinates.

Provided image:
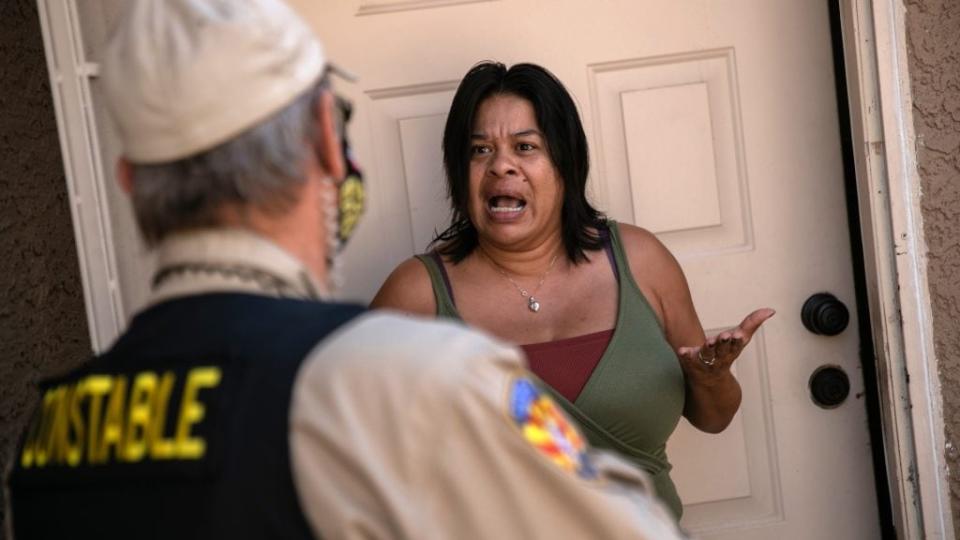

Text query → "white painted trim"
[839,2,921,535]
[873,1,953,536]
[355,0,495,16]
[841,0,953,537]
[36,0,125,353]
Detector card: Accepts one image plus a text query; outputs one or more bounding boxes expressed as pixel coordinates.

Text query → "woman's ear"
[116,158,134,195]
[314,90,346,182]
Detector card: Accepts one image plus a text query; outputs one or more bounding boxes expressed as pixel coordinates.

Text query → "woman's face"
[467,93,564,251]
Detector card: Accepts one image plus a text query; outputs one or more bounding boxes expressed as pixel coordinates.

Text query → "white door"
[52,0,880,537]
[291,1,880,538]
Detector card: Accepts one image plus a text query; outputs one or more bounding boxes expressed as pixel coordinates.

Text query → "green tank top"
[416,221,686,519]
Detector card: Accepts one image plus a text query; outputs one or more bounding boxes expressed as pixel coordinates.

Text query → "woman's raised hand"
[676,308,776,381]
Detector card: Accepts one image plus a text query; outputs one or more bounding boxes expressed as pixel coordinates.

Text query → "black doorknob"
[809,366,850,408]
[801,292,849,336]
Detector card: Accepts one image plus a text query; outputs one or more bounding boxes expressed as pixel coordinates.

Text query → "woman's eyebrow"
[470,129,543,139]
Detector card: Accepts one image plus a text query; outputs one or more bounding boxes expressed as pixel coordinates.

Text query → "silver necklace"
[484,251,560,313]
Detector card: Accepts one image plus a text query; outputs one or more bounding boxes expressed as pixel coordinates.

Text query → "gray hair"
[129,79,327,245]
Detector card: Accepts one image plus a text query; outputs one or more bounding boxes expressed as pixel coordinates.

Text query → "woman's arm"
[675,307,774,432]
[618,225,772,433]
[370,257,438,316]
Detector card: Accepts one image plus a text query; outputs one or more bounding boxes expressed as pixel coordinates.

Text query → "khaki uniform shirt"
[7,229,685,540]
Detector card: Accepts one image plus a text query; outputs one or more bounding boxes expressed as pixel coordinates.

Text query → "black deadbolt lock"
[801,292,850,336]
[809,366,850,408]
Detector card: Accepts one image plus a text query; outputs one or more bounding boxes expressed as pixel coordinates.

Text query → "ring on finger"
[698,349,717,367]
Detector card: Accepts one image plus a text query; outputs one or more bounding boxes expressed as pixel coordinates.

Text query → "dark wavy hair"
[433,62,605,263]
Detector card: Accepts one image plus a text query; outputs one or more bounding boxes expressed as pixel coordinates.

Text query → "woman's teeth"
[489,196,525,213]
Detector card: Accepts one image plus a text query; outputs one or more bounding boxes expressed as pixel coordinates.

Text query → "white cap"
[101,0,329,164]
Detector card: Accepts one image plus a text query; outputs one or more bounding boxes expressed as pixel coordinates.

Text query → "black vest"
[8,293,364,539]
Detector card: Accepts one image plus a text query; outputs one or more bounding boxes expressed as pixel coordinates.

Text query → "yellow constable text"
[19,366,221,468]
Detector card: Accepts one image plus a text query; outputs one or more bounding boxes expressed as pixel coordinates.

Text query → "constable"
[4,1,685,538]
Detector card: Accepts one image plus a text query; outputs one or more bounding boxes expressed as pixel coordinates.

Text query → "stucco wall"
[0,0,92,536]
[904,0,960,532]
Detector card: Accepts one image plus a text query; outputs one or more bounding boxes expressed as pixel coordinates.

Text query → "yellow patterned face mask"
[337,173,365,245]
[333,94,366,248]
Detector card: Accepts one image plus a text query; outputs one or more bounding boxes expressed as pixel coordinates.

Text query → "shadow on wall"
[0,0,92,537]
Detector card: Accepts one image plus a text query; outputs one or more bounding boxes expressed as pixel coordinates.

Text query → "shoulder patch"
[509,377,596,479]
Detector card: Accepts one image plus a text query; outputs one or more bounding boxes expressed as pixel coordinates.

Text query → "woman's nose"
[488,149,517,177]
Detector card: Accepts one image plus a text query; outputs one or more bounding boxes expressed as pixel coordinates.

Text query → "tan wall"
[904,0,960,532]
[0,0,92,537]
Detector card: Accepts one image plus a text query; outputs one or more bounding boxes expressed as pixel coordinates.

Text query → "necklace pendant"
[528,297,541,313]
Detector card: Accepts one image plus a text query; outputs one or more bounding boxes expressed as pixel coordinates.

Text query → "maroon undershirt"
[521,329,614,403]
[432,226,618,403]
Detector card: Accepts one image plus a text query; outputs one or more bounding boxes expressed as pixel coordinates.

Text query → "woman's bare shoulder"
[614,222,675,265]
[613,222,690,292]
[370,256,437,316]
[615,222,703,338]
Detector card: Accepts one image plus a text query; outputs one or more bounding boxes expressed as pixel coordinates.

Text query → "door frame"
[37,0,126,352]
[37,0,953,537]
[840,0,953,537]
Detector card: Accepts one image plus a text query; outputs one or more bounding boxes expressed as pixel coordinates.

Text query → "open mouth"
[488,195,526,214]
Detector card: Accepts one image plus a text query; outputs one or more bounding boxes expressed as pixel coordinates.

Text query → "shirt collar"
[146,228,328,307]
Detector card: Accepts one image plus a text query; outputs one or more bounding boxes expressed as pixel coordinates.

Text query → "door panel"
[293,1,879,537]
[589,49,753,260]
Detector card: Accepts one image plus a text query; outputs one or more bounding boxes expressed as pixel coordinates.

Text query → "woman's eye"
[517,142,536,151]
[471,145,491,155]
